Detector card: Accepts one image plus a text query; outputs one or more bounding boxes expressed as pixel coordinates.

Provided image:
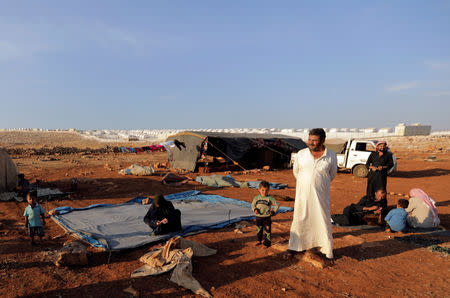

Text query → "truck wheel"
[353,164,369,178]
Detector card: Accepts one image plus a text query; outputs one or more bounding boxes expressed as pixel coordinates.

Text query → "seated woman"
[143,194,182,235]
[406,188,440,228]
[331,188,387,226]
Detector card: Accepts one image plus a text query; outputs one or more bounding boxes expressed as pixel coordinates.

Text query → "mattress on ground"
[51,190,293,251]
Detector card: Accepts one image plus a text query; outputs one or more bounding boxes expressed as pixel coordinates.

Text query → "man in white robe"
[288,128,337,261]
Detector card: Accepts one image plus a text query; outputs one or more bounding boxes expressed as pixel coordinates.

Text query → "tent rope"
[255,142,292,158]
[206,142,247,171]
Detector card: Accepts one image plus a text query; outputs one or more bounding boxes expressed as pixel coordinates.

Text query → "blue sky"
[1,1,449,130]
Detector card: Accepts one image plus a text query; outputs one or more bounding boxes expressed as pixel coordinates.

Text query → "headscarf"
[150,194,174,216]
[409,188,439,226]
[376,140,387,149]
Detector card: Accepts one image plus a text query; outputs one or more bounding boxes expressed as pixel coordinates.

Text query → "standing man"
[286,128,337,265]
[366,141,393,197]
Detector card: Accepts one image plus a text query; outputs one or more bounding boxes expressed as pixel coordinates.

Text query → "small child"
[251,181,280,247]
[23,190,46,244]
[384,199,409,232]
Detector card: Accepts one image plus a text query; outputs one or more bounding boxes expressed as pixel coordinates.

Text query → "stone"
[123,286,139,297]
[55,241,88,267]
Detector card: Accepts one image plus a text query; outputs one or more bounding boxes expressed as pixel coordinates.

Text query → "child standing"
[251,181,280,247]
[384,199,409,232]
[23,191,46,244]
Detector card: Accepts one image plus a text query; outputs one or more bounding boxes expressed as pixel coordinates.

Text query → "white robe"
[288,147,337,258]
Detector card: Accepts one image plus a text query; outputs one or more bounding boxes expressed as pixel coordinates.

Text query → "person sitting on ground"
[23,190,46,245]
[331,188,387,226]
[406,188,440,229]
[251,180,280,248]
[385,199,409,232]
[143,194,182,235]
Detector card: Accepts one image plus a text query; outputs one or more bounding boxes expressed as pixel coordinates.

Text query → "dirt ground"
[1,132,449,297]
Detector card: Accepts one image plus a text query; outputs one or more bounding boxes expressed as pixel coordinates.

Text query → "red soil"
[1,149,449,297]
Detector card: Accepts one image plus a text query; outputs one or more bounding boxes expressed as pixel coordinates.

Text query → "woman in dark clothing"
[143,194,182,235]
[366,141,394,196]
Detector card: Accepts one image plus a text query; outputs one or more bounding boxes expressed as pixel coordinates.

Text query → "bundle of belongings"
[119,140,186,154]
[195,175,287,189]
[132,236,216,297]
[119,164,155,176]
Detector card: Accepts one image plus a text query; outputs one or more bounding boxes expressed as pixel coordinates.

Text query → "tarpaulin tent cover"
[166,131,307,172]
[325,139,347,154]
[50,190,293,251]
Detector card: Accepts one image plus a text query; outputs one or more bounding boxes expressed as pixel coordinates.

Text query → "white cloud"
[425,60,450,70]
[0,19,187,63]
[386,81,420,92]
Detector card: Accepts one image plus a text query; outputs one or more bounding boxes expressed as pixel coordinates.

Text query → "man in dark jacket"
[331,188,387,226]
[366,141,394,197]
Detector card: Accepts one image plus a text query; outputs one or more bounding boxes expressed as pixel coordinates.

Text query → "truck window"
[355,142,375,152]
[355,142,367,151]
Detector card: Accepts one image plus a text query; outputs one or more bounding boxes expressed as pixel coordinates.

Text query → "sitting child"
[251,181,280,247]
[23,190,46,244]
[384,199,409,232]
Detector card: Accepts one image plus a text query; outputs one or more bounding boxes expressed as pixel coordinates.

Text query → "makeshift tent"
[325,138,347,154]
[50,190,293,251]
[166,131,307,172]
[0,149,18,193]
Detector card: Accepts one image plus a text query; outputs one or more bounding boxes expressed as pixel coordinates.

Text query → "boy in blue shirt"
[384,199,409,232]
[23,191,46,244]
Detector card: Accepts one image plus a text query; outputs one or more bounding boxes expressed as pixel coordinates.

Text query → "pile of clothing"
[119,145,166,153]
[119,164,155,176]
[131,236,216,297]
[195,174,287,189]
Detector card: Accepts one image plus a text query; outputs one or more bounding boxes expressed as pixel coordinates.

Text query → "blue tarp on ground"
[51,190,293,251]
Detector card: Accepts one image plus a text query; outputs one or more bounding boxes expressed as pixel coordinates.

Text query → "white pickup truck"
[290,139,397,178]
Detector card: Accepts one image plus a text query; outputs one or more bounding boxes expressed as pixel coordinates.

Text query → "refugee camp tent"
[325,138,347,154]
[166,131,307,172]
[0,149,18,192]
